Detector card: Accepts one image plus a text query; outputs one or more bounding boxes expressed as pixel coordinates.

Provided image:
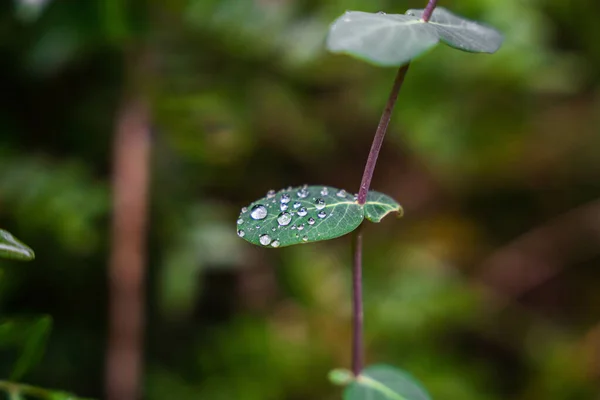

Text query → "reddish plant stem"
[357,64,410,205]
[352,65,410,375]
[351,0,436,378]
[422,0,438,22]
[351,225,364,376]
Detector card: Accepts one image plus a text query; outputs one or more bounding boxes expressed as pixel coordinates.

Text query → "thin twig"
[357,65,410,205]
[351,225,364,375]
[422,0,438,22]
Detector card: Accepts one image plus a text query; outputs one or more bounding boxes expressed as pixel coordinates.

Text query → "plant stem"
[357,64,410,205]
[351,225,364,375]
[350,0,436,377]
[422,0,438,22]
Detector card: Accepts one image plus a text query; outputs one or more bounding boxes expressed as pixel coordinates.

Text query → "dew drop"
[241,207,248,213]
[277,212,292,226]
[237,218,244,225]
[237,230,245,237]
[293,202,302,209]
[377,11,386,15]
[266,190,276,199]
[297,207,308,217]
[280,203,289,212]
[250,205,268,220]
[259,234,272,246]
[307,217,315,225]
[336,189,347,198]
[302,236,308,242]
[291,225,297,230]
[297,224,305,231]
[280,193,291,204]
[318,211,327,219]
[272,227,276,232]
[315,198,326,210]
[271,240,280,248]
[297,188,309,198]
[321,187,329,196]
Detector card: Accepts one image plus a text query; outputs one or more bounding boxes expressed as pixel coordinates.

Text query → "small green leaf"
[344,364,431,400]
[329,368,355,386]
[326,11,439,66]
[365,192,403,223]
[10,316,52,381]
[406,7,503,53]
[237,186,363,248]
[0,230,35,261]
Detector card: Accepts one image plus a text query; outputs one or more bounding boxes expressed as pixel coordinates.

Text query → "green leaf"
[365,191,403,223]
[406,7,503,53]
[0,230,35,261]
[344,365,431,400]
[237,186,364,248]
[237,186,405,248]
[326,11,439,66]
[9,316,53,381]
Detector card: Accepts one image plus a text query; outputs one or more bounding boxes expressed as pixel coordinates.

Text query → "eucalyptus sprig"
[236,0,503,398]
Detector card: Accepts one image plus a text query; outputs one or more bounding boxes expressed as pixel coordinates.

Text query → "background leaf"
[326,11,439,66]
[344,364,431,400]
[365,192,403,223]
[406,7,503,53]
[0,230,35,261]
[10,316,52,381]
[237,186,363,248]
[0,316,53,381]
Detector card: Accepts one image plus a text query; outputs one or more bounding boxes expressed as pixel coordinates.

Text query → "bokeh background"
[1,0,600,398]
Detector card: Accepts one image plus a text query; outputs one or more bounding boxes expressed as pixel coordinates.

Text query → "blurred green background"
[1,0,600,398]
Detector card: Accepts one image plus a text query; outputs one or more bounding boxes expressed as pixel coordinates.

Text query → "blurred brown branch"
[105,68,151,400]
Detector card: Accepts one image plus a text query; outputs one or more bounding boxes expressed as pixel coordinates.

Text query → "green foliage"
[236,186,402,248]
[330,365,431,400]
[0,230,35,261]
[364,192,403,223]
[0,316,52,380]
[327,8,502,66]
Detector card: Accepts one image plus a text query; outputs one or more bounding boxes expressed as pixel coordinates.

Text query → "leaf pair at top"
[237,185,402,248]
[327,7,504,66]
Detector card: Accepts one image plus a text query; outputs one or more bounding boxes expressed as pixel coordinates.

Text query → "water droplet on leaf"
[321,187,329,196]
[336,190,347,198]
[315,198,326,210]
[237,230,245,237]
[307,218,315,225]
[281,193,291,204]
[241,207,248,213]
[280,203,289,211]
[297,207,308,217]
[293,202,301,209]
[297,188,309,198]
[266,190,276,199]
[318,211,327,219]
[259,234,272,246]
[250,205,268,220]
[271,240,280,248]
[277,212,292,226]
[302,236,308,242]
[297,225,305,231]
[237,218,244,225]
